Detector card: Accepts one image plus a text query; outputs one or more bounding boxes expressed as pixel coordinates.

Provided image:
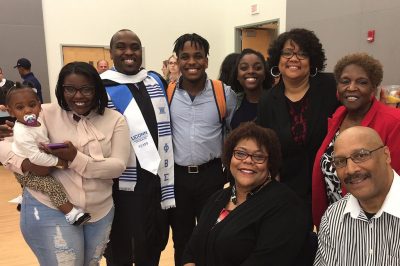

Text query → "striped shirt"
[314,170,400,266]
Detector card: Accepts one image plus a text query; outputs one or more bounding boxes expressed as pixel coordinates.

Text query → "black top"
[230,96,258,129]
[22,72,43,103]
[257,73,340,214]
[183,180,309,266]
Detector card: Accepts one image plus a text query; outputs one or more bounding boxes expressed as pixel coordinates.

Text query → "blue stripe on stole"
[147,71,168,102]
[119,167,137,181]
[162,192,175,198]
[147,85,165,98]
[162,195,175,201]
[161,185,174,191]
[105,85,133,114]
[158,121,171,136]
[162,196,175,201]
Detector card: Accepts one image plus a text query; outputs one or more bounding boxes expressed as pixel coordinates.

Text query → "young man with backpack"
[167,33,237,266]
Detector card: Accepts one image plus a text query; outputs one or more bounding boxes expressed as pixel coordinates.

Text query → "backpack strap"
[166,82,177,105]
[167,80,226,124]
[210,80,226,123]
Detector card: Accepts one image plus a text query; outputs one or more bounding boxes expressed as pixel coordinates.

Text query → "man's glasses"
[332,146,384,169]
[281,49,309,60]
[63,85,95,97]
[233,150,268,164]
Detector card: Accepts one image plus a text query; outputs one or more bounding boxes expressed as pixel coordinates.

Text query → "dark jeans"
[169,159,226,266]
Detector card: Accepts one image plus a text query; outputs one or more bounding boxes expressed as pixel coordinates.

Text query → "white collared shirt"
[314,170,400,266]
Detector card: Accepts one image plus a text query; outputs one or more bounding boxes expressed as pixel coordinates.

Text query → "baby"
[6,82,90,225]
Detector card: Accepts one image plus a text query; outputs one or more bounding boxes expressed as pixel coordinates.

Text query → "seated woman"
[312,53,400,228]
[0,62,131,265]
[183,122,309,266]
[229,49,273,129]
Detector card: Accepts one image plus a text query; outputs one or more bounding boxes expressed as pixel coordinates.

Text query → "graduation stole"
[102,69,175,209]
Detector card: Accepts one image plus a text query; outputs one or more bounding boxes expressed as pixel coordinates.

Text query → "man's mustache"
[343,172,371,184]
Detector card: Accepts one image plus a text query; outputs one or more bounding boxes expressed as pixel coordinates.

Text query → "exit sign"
[251,4,260,15]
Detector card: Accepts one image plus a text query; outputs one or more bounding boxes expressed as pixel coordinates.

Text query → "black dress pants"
[104,171,168,266]
[168,159,226,266]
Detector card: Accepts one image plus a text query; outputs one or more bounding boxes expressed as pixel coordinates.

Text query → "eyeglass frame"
[280,49,309,60]
[332,145,384,169]
[232,149,268,164]
[62,84,95,97]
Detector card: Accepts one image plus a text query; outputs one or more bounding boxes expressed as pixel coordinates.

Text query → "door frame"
[234,19,280,53]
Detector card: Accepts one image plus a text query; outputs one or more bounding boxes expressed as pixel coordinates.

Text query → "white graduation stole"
[103,69,175,209]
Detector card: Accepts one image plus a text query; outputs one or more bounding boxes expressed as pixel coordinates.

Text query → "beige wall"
[42,0,286,102]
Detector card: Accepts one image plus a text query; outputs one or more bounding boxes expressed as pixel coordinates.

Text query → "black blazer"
[183,181,309,266]
[257,73,340,207]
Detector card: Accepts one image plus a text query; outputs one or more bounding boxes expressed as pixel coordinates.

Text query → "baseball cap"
[14,58,31,68]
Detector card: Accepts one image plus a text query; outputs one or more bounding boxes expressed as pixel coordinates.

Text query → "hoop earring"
[270,66,281,78]
[310,67,318,77]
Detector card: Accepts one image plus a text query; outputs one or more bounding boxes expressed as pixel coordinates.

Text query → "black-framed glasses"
[233,150,268,164]
[332,146,384,169]
[63,85,95,97]
[281,49,309,60]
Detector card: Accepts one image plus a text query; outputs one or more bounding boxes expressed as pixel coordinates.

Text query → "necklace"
[230,173,272,205]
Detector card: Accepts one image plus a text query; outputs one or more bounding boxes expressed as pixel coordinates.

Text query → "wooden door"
[241,28,276,59]
[62,46,113,68]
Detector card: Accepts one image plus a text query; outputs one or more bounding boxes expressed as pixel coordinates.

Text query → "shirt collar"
[100,68,147,84]
[342,169,400,220]
[176,74,209,91]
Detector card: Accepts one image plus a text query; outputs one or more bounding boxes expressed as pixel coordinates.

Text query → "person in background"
[168,33,237,266]
[167,54,180,83]
[218,52,240,86]
[312,53,400,228]
[162,59,169,80]
[97,59,109,74]
[229,48,273,129]
[14,58,43,103]
[0,66,14,110]
[183,122,309,266]
[102,29,173,266]
[257,28,340,228]
[0,66,14,124]
[314,126,400,266]
[0,61,130,265]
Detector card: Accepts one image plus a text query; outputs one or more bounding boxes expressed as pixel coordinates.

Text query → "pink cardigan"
[312,98,400,228]
[0,103,130,221]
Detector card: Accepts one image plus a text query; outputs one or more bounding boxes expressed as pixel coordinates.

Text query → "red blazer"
[312,98,400,228]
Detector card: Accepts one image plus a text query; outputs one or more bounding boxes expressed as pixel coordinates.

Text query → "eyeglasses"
[63,85,95,97]
[233,150,268,164]
[168,61,177,65]
[281,49,309,60]
[332,146,384,169]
